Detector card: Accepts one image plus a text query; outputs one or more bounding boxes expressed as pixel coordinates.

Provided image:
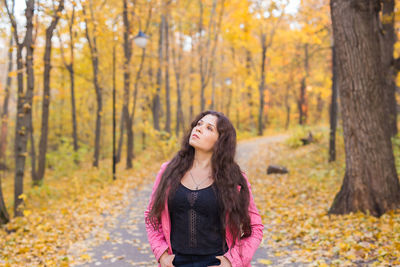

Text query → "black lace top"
[168,182,228,255]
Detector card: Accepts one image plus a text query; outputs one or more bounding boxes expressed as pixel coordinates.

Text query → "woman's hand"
[210,256,232,267]
[159,251,175,267]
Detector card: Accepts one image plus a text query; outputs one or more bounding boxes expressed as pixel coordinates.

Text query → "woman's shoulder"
[160,161,171,170]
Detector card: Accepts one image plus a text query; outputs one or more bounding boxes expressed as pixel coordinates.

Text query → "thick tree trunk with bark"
[329,0,400,217]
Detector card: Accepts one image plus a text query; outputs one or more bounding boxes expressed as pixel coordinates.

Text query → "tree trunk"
[0,36,13,162]
[226,85,232,118]
[258,34,267,136]
[189,32,195,122]
[164,13,171,135]
[0,171,8,223]
[9,0,35,217]
[197,0,222,112]
[83,1,102,167]
[36,0,64,184]
[0,32,13,224]
[153,15,163,131]
[198,0,205,111]
[69,64,78,153]
[329,0,400,217]
[284,70,293,130]
[13,42,27,217]
[116,111,125,163]
[380,0,398,137]
[284,87,290,130]
[172,21,184,137]
[246,49,255,130]
[122,0,133,168]
[329,44,338,162]
[127,47,146,168]
[298,44,309,125]
[58,6,78,153]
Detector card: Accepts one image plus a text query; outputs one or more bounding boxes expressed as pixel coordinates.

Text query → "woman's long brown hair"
[145,110,252,249]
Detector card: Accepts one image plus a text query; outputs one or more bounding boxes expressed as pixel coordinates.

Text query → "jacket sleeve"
[144,161,170,262]
[224,172,264,267]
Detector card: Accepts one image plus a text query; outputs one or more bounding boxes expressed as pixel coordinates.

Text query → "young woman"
[145,110,264,267]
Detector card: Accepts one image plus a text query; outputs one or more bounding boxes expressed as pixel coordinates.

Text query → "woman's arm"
[144,162,170,262]
[223,172,264,267]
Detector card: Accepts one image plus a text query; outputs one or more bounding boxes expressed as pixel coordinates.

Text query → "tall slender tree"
[4,0,35,216]
[122,0,134,168]
[58,4,79,153]
[82,0,103,167]
[298,43,309,125]
[164,4,171,135]
[34,0,65,184]
[0,1,15,224]
[197,0,224,112]
[153,12,164,131]
[171,17,185,137]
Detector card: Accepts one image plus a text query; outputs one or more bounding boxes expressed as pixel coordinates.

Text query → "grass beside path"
[0,150,166,266]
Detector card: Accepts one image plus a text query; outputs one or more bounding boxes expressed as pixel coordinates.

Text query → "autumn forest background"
[0,0,400,266]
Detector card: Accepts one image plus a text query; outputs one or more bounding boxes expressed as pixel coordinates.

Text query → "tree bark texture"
[329,0,400,217]
[380,0,398,137]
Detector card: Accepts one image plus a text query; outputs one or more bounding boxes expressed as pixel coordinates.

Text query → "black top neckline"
[180,182,214,192]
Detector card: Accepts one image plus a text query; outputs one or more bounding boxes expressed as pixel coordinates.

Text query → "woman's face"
[189,114,219,153]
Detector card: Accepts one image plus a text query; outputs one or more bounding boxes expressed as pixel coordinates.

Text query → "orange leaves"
[0,152,162,266]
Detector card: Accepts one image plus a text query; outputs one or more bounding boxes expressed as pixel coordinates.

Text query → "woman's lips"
[192,134,199,139]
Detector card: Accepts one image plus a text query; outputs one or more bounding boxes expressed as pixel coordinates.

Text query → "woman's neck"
[193,151,212,170]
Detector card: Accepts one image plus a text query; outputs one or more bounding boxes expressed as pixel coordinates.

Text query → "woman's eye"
[208,126,213,131]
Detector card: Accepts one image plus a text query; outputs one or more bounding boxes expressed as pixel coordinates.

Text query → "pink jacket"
[144,161,264,267]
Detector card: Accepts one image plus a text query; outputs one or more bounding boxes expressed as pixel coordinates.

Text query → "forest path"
[70,133,293,267]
